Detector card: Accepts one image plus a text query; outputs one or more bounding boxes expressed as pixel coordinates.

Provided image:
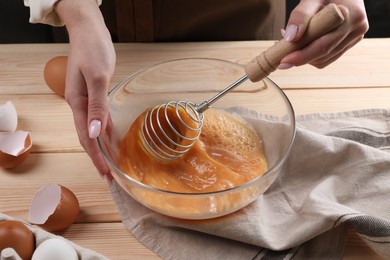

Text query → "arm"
[54,0,116,178]
[24,0,102,26]
[22,0,115,178]
[25,0,114,177]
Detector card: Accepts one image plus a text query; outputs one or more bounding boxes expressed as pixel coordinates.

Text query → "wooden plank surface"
[1,39,389,259]
[0,153,116,222]
[1,38,389,95]
[2,87,390,154]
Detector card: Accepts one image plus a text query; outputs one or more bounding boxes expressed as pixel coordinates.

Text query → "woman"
[25,0,369,178]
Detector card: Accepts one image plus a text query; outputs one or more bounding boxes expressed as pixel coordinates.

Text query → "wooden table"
[1,38,389,259]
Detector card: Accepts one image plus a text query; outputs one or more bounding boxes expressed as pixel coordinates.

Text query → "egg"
[0,131,32,169]
[43,56,68,97]
[28,184,80,232]
[32,238,78,260]
[0,220,35,260]
[0,101,33,169]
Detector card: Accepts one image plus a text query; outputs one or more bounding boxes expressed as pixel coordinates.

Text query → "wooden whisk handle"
[244,3,345,82]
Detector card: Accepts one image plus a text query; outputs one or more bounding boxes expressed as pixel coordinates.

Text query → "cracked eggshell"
[1,248,23,260]
[28,184,80,232]
[0,220,35,260]
[0,131,32,168]
[0,101,17,132]
[32,238,78,260]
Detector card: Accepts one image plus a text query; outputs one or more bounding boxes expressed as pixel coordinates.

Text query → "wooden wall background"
[0,0,389,44]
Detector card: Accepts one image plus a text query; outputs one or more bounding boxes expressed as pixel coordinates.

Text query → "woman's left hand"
[279,0,369,69]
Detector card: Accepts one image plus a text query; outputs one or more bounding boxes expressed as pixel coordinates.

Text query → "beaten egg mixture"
[119,108,267,193]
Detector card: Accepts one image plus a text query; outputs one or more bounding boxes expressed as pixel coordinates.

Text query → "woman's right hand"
[55,0,116,178]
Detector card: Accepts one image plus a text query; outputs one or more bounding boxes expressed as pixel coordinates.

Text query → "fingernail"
[278,63,294,70]
[89,119,101,138]
[281,28,286,38]
[284,24,298,42]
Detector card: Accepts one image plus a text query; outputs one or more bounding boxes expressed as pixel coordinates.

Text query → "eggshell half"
[1,247,23,260]
[28,184,80,232]
[0,131,32,168]
[32,238,78,260]
[43,56,68,97]
[0,220,35,260]
[0,101,17,132]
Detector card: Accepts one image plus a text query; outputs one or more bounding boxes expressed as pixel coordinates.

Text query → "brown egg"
[43,56,68,97]
[0,220,35,260]
[0,131,32,169]
[28,184,80,232]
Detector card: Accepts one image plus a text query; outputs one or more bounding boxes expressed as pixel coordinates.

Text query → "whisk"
[140,4,345,161]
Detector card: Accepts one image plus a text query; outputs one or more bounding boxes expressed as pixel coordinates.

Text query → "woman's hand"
[279,0,369,69]
[55,0,116,178]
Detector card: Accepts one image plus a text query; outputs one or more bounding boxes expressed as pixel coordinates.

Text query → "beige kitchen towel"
[109,108,390,260]
[0,213,107,260]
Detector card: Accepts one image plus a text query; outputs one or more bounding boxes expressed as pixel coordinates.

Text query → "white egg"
[32,238,79,260]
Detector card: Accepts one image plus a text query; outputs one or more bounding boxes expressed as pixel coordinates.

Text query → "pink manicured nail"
[89,119,101,139]
[284,24,298,42]
[281,28,286,38]
[278,63,294,70]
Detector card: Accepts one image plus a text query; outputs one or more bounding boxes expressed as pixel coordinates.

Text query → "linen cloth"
[109,108,390,260]
[0,213,107,260]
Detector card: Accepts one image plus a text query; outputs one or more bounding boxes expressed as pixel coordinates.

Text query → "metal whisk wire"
[141,100,204,161]
[140,75,248,161]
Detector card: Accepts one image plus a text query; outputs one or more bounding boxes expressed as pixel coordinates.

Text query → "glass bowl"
[98,58,296,220]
